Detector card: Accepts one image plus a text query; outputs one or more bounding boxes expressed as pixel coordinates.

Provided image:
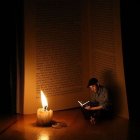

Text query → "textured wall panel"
[33,0,83,96]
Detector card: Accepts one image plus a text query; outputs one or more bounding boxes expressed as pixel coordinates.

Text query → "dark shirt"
[90,85,109,110]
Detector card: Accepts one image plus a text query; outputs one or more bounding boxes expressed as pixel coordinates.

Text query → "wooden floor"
[0,108,139,140]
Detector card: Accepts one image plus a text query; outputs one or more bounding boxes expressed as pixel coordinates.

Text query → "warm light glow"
[40,90,48,109]
[37,133,50,140]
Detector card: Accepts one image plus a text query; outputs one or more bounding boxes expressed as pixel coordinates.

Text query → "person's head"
[87,78,99,93]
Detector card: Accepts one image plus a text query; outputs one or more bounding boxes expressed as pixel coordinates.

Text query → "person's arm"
[90,105,103,110]
[85,87,109,111]
[85,105,103,110]
[100,88,109,110]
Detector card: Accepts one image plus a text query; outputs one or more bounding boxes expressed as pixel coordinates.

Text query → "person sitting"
[80,77,112,124]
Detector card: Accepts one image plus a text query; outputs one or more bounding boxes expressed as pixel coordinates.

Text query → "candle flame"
[40,90,48,109]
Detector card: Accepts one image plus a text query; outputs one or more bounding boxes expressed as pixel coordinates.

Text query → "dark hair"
[87,78,98,87]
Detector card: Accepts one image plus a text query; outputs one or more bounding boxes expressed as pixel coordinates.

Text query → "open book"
[78,101,90,107]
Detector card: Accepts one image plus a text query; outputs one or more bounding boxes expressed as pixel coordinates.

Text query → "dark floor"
[0,108,139,140]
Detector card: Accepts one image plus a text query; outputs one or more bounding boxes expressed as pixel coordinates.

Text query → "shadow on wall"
[102,70,122,116]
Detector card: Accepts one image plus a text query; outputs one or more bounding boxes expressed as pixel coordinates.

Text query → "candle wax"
[37,108,53,125]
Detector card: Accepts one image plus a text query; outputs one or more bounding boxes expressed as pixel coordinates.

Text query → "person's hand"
[85,106,90,110]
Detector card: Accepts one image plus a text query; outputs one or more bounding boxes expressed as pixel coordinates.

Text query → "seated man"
[81,77,112,124]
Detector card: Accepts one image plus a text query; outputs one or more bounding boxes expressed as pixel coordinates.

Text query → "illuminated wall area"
[22,0,129,119]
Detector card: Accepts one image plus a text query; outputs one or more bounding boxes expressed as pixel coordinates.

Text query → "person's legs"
[91,109,111,123]
[81,107,112,124]
[80,107,93,120]
[80,107,97,124]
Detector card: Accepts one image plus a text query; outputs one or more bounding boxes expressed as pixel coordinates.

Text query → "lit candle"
[37,90,53,126]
